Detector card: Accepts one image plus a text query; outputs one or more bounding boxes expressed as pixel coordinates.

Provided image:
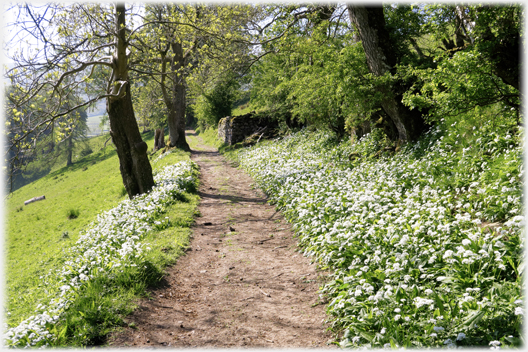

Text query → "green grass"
[55,191,199,346]
[6,144,126,325]
[11,133,114,191]
[5,130,201,336]
[231,102,265,117]
[231,104,253,116]
[196,126,223,149]
[195,126,248,163]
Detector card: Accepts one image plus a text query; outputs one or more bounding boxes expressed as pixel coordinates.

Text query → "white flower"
[4,161,198,347]
[433,326,445,332]
[394,308,401,313]
[462,239,471,246]
[430,333,437,338]
[414,297,434,308]
[443,250,454,259]
[380,327,386,334]
[514,307,524,316]
[456,333,466,341]
[489,340,501,347]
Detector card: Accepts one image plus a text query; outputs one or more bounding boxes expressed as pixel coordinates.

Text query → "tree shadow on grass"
[48,147,118,176]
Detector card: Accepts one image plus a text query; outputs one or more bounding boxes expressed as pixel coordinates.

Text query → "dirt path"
[108,130,334,348]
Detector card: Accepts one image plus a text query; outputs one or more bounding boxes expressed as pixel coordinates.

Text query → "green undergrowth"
[5,130,199,347]
[195,126,249,163]
[231,104,253,116]
[195,126,223,149]
[55,192,198,346]
[232,109,523,348]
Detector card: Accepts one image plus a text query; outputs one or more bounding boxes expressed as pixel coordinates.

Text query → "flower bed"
[235,126,523,348]
[3,160,198,348]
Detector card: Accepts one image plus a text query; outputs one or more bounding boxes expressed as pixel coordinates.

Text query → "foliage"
[67,208,80,219]
[131,78,168,131]
[233,107,523,348]
[184,5,260,130]
[247,3,520,143]
[192,71,240,130]
[401,48,520,123]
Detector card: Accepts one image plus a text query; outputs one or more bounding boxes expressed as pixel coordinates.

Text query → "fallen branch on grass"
[24,195,45,205]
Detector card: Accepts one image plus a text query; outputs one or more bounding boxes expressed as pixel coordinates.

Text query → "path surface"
[108,131,334,348]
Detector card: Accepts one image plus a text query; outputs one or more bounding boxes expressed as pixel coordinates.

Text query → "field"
[5,131,200,347]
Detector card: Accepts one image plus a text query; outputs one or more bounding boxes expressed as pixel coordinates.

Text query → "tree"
[155,4,193,151]
[131,3,196,151]
[193,70,240,129]
[130,4,257,148]
[64,108,89,167]
[184,4,262,128]
[5,3,154,198]
[248,4,385,137]
[131,78,167,133]
[401,4,521,123]
[346,4,427,142]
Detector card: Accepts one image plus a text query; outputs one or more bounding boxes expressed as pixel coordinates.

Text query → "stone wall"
[218,112,276,145]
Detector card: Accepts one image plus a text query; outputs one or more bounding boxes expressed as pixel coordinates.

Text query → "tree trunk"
[347,5,425,142]
[66,132,73,166]
[168,81,190,150]
[168,42,190,151]
[158,129,165,149]
[107,83,154,198]
[107,3,154,199]
[154,128,165,151]
[154,128,161,151]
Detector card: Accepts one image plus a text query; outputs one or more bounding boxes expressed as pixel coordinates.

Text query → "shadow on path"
[197,191,265,204]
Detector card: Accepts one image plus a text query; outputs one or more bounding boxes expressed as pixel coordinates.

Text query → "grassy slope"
[12,133,112,192]
[6,144,125,324]
[5,131,198,329]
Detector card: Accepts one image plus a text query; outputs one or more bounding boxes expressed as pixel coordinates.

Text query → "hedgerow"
[235,122,523,349]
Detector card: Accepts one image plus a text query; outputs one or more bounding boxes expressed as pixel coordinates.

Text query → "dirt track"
[108,130,334,348]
